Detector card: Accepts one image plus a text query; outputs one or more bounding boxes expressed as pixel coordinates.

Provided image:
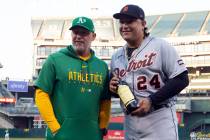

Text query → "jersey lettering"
[137,76,147,90]
[68,71,102,84]
[114,52,156,78]
[127,53,156,72]
[150,74,160,88]
[137,74,160,90]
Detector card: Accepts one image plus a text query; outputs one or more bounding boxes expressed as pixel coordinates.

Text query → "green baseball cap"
[69,16,95,33]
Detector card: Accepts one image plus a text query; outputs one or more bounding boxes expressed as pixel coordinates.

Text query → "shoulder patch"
[177,59,184,65]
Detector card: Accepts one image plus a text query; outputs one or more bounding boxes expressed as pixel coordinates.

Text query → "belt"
[153,104,169,111]
[127,104,170,117]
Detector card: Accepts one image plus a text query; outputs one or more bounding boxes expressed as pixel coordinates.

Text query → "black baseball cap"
[113,4,145,20]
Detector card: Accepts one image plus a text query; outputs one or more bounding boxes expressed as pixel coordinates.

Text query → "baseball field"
[0,138,113,140]
[0,138,45,140]
[0,138,114,140]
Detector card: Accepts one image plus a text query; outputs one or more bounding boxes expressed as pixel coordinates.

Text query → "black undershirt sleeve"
[149,70,189,105]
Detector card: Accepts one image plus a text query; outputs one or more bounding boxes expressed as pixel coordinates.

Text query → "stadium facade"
[31,10,210,140]
[1,10,210,139]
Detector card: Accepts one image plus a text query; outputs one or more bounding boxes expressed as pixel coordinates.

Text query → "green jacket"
[35,45,110,140]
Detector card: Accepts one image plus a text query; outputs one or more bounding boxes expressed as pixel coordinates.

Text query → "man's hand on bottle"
[131,98,152,116]
[109,76,119,93]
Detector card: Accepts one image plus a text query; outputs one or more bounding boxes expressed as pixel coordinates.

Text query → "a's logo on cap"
[77,17,86,24]
[122,5,128,12]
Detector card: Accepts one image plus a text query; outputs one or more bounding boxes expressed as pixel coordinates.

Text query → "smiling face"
[71,26,96,56]
[119,18,146,47]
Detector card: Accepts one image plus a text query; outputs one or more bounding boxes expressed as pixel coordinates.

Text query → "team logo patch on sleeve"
[177,59,184,65]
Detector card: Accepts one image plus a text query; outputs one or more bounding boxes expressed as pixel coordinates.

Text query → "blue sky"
[0,0,209,80]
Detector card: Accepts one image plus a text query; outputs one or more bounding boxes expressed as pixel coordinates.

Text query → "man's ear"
[91,33,96,41]
[142,20,146,27]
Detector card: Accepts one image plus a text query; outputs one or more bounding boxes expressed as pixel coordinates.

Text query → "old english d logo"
[122,5,128,12]
[77,17,86,24]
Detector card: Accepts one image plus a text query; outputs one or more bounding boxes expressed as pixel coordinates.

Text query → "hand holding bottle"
[130,97,152,116]
[109,72,139,114]
[109,74,119,94]
[117,80,139,114]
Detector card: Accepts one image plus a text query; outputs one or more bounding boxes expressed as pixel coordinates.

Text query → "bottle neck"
[119,80,127,85]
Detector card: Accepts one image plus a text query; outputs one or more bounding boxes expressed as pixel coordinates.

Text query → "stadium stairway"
[0,113,14,128]
[0,82,14,98]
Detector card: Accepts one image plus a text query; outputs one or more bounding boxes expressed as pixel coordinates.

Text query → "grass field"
[0,138,114,140]
[0,138,45,140]
[0,138,111,140]
[0,136,115,140]
[0,138,113,140]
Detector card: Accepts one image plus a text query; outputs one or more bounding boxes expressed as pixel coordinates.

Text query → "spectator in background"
[4,129,9,140]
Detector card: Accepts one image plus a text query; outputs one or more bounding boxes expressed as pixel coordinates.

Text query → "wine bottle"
[117,81,138,114]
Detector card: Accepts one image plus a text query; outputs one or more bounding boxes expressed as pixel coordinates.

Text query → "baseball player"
[109,4,189,140]
[35,16,111,140]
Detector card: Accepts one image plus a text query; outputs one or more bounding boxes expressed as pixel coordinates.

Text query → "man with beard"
[35,16,111,140]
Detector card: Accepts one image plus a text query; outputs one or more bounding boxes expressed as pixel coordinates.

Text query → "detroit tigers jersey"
[110,36,186,140]
[110,36,187,105]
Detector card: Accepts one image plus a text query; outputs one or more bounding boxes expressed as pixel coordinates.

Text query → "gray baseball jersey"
[110,36,187,140]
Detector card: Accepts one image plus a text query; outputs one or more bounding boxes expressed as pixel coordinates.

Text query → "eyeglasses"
[119,19,137,24]
[72,29,91,36]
